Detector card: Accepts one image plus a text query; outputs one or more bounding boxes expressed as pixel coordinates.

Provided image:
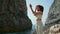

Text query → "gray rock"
[45,0,60,29]
[44,0,60,34]
[0,0,32,32]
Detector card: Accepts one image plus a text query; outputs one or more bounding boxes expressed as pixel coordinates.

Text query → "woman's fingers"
[29,4,32,8]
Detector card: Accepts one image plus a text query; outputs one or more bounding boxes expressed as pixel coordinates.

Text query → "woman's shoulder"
[33,11,42,17]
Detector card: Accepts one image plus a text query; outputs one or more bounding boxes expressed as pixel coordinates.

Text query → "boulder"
[0,0,32,32]
[44,0,60,34]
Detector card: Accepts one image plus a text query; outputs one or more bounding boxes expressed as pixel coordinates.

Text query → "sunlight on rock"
[49,24,60,34]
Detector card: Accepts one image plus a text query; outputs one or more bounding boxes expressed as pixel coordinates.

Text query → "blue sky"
[26,0,54,25]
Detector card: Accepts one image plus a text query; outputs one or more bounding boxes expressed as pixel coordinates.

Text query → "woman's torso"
[35,14,42,25]
[35,14,42,19]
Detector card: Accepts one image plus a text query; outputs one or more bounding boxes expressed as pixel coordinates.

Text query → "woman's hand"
[29,4,33,12]
[29,4,32,8]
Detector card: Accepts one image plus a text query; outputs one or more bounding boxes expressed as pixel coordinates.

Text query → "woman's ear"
[41,12,43,15]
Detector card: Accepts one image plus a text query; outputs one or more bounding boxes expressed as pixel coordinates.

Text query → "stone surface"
[45,0,60,25]
[44,0,60,34]
[49,24,60,34]
[0,0,32,32]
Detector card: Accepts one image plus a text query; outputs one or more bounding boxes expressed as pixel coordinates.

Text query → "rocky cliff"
[44,0,60,34]
[0,0,32,32]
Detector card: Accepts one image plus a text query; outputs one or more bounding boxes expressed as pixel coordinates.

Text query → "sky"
[26,0,54,25]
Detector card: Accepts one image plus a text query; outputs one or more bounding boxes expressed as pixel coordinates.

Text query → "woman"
[29,4,44,34]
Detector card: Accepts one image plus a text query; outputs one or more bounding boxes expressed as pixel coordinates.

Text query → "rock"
[0,0,32,32]
[49,24,60,34]
[32,30,37,34]
[44,0,60,34]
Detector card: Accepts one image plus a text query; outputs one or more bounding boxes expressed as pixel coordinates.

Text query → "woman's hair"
[37,5,44,12]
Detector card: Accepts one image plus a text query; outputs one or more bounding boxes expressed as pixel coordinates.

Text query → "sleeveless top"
[35,14,42,25]
[35,14,43,34]
[35,14,42,20]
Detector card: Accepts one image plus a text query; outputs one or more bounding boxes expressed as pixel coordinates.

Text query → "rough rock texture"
[49,24,60,34]
[0,0,32,32]
[44,0,60,34]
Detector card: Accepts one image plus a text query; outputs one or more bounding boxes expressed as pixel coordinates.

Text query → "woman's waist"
[37,23,43,26]
[35,15,42,18]
[36,18,42,21]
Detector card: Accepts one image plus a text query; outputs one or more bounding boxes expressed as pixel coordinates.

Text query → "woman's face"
[36,6,40,11]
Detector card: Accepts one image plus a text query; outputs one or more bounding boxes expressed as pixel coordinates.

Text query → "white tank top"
[35,14,42,19]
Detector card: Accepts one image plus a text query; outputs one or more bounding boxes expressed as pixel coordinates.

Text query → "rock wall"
[44,0,60,34]
[0,0,32,32]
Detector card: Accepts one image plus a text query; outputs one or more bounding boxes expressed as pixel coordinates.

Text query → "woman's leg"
[37,21,43,34]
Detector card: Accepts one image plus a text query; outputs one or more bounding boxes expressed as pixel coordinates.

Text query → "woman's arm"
[29,4,34,13]
[29,4,37,16]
